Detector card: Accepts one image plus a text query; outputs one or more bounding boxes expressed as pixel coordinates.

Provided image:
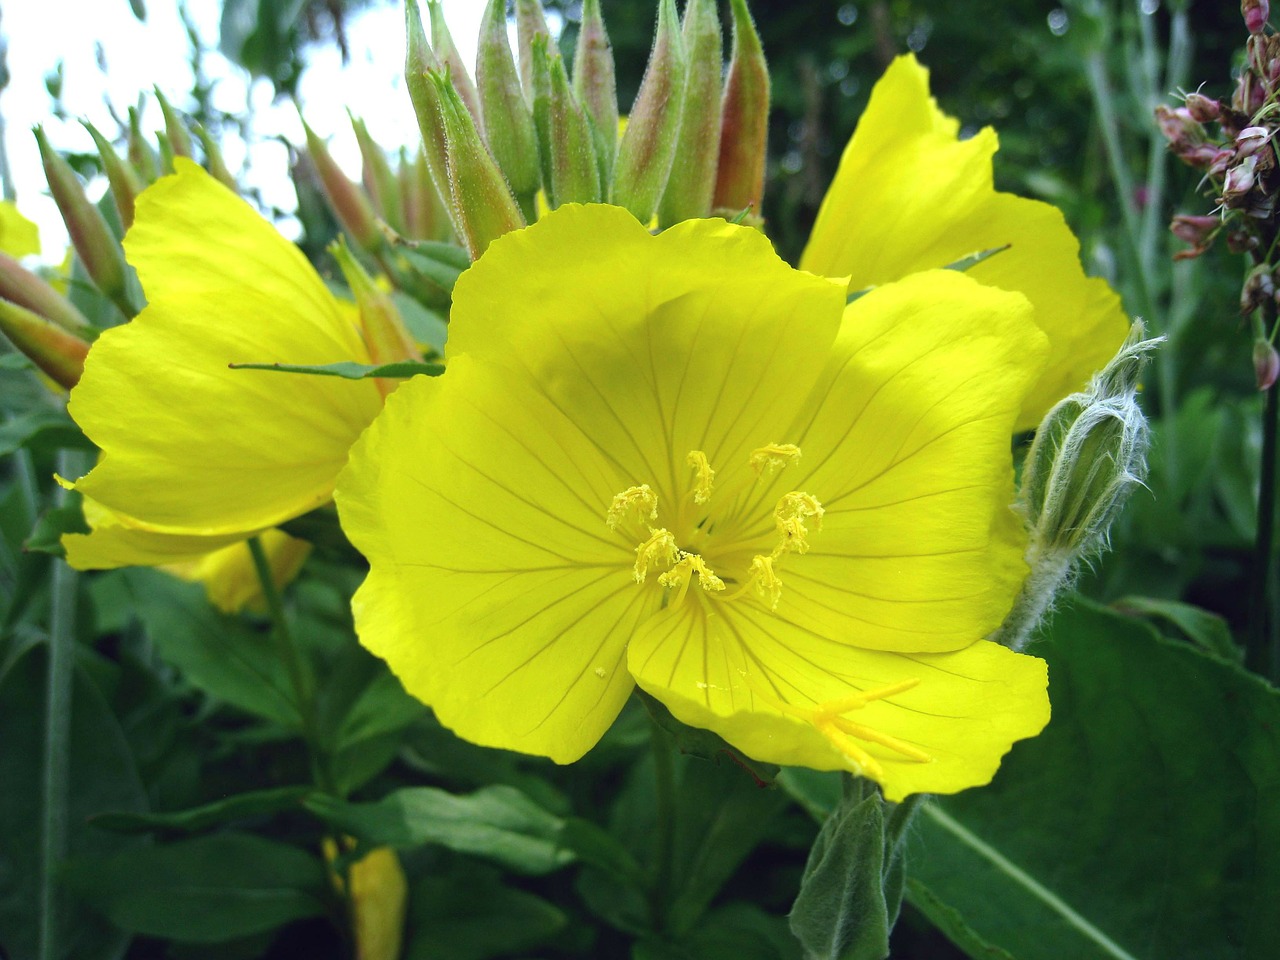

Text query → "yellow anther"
[634,528,678,583]
[607,484,659,531]
[686,450,715,504]
[749,554,783,610]
[773,491,825,555]
[749,442,802,475]
[658,552,726,594]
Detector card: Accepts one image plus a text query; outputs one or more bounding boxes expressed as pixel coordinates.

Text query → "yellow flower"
[0,200,40,258]
[164,529,311,614]
[336,203,1052,801]
[801,55,1128,430]
[62,158,384,564]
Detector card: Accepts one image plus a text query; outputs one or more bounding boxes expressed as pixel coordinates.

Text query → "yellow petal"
[629,597,1050,801]
[167,529,311,614]
[64,494,249,569]
[800,55,1127,429]
[66,158,383,536]
[0,200,40,258]
[753,270,1047,653]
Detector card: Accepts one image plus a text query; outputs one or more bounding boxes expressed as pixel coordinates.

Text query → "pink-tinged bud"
[1207,147,1236,176]
[1185,93,1221,123]
[127,107,159,182]
[1244,0,1270,35]
[331,238,420,399]
[154,88,194,159]
[531,35,601,207]
[1170,213,1219,247]
[1155,105,1203,147]
[516,0,555,97]
[0,298,90,390]
[426,0,483,125]
[1237,125,1273,158]
[612,0,687,223]
[350,112,405,232]
[432,70,526,258]
[300,115,384,254]
[193,123,239,192]
[82,120,145,230]
[0,251,94,337]
[574,0,619,187]
[712,0,770,216]
[34,126,135,317]
[1242,263,1275,314]
[1254,339,1280,390]
[404,1,452,217]
[478,0,542,213]
[658,0,724,227]
[1223,154,1260,203]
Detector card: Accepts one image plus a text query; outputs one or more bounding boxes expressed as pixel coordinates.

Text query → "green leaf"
[908,597,1280,960]
[1111,595,1241,661]
[305,785,575,875]
[903,880,1015,960]
[635,904,803,960]
[228,359,444,380]
[390,293,449,354]
[24,498,90,557]
[0,409,93,458]
[117,569,298,727]
[0,646,148,960]
[90,786,312,835]
[65,832,328,942]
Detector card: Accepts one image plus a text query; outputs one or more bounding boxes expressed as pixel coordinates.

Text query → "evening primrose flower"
[802,56,1128,429]
[336,203,1052,801]
[61,158,384,566]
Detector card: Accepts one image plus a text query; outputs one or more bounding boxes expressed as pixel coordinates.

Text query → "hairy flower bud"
[1254,338,1280,390]
[193,124,239,192]
[478,0,542,214]
[154,88,194,160]
[531,36,602,208]
[301,116,384,254]
[0,250,93,337]
[1237,125,1273,158]
[0,297,90,390]
[516,0,556,97]
[1223,154,1260,204]
[350,112,405,232]
[574,0,620,187]
[427,0,483,125]
[1155,104,1203,149]
[1185,92,1222,123]
[82,120,146,230]
[713,0,770,218]
[404,0,452,215]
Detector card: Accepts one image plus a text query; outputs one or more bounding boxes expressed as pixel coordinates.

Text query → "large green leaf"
[909,598,1280,960]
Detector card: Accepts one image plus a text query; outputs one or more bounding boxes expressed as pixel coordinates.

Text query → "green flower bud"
[532,36,601,208]
[427,0,483,124]
[331,237,421,390]
[997,321,1160,650]
[82,119,146,230]
[0,297,90,390]
[612,0,686,224]
[516,0,555,98]
[154,88,194,159]
[300,115,383,254]
[192,123,239,192]
[0,250,94,338]
[432,70,526,258]
[658,0,723,227]
[127,107,160,183]
[573,0,619,187]
[713,0,770,219]
[350,111,404,233]
[478,0,542,216]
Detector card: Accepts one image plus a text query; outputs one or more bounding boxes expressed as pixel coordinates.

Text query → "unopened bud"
[1244,0,1270,35]
[516,0,556,97]
[192,123,239,192]
[1228,228,1262,253]
[0,298,90,390]
[1254,338,1280,390]
[574,0,619,187]
[1223,154,1260,204]
[1155,104,1203,148]
[1185,92,1222,123]
[427,0,483,124]
[712,0,770,217]
[331,238,420,398]
[34,126,135,317]
[154,88,194,159]
[127,106,160,182]
[433,70,526,258]
[1242,263,1276,313]
[612,0,687,224]
[0,250,94,337]
[301,116,383,254]
[404,1,452,218]
[478,0,542,215]
[658,0,723,228]
[532,37,601,207]
[1237,125,1273,158]
[350,112,404,232]
[1170,213,1219,246]
[82,120,146,230]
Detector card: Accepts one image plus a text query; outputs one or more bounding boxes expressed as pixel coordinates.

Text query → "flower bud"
[404,1,452,217]
[81,121,145,231]
[1237,125,1273,158]
[427,0,483,125]
[612,0,687,224]
[1185,92,1221,123]
[712,0,770,217]
[0,250,94,337]
[1254,338,1280,390]
[531,36,601,207]
[516,0,556,97]
[1170,213,1218,247]
[478,0,542,215]
[331,238,421,397]
[1242,262,1276,313]
[433,70,526,258]
[657,0,723,228]
[1244,0,1270,35]
[154,88,194,159]
[0,297,90,390]
[350,112,405,233]
[34,126,135,317]
[193,123,239,192]
[1155,105,1203,148]
[1223,154,1261,206]
[127,106,160,182]
[1228,228,1261,254]
[300,115,384,254]
[574,0,619,187]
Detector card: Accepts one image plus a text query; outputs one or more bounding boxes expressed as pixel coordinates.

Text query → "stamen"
[814,715,885,779]
[686,450,715,504]
[634,528,678,582]
[749,442,802,475]
[773,491,825,555]
[749,554,783,610]
[818,677,921,714]
[658,552,726,594]
[607,484,659,530]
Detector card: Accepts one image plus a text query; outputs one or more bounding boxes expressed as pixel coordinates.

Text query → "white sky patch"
[0,0,506,261]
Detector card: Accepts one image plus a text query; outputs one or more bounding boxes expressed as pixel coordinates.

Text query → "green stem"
[1249,367,1280,679]
[39,451,80,960]
[649,717,677,933]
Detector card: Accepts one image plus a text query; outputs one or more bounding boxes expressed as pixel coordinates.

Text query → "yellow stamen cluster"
[633,527,678,582]
[748,554,783,610]
[749,442,802,475]
[774,491,825,555]
[659,553,726,595]
[607,484,659,531]
[686,450,715,504]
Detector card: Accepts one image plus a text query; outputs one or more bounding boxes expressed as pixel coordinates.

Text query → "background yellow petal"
[64,495,251,569]
[167,529,311,614]
[336,359,652,763]
[67,158,382,535]
[0,200,41,258]
[799,55,1127,429]
[629,598,1050,801]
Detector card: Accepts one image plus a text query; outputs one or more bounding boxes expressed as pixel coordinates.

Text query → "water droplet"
[1047,8,1069,35]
